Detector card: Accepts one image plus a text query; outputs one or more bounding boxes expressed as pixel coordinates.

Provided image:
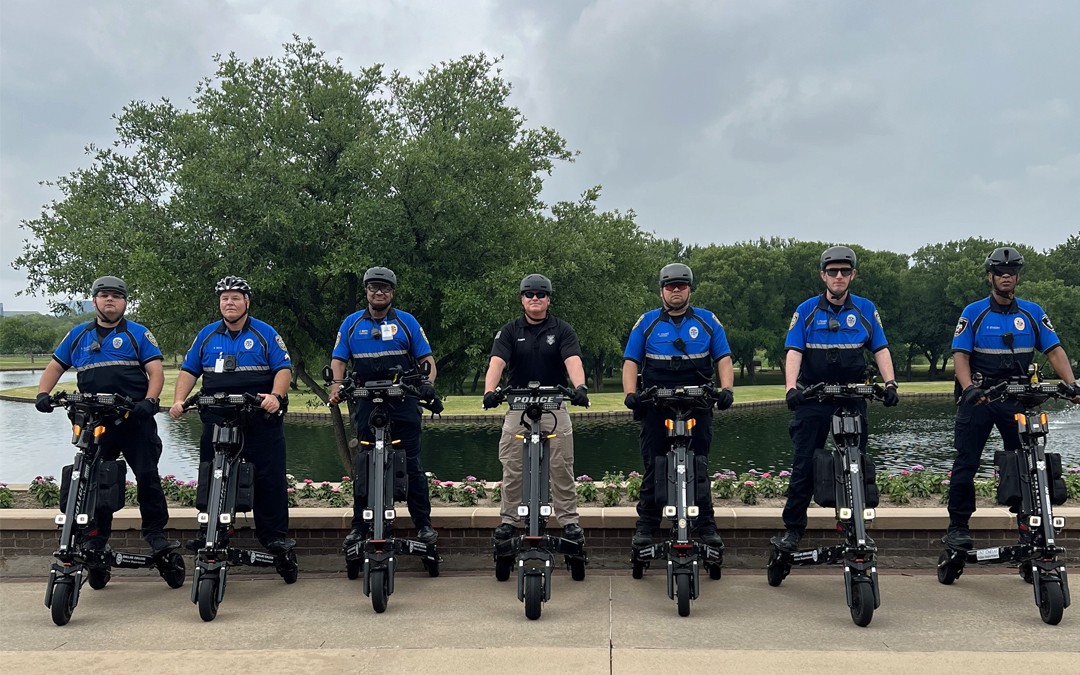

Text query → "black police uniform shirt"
[623,307,731,387]
[52,318,163,400]
[951,296,1060,383]
[332,307,432,381]
[490,314,582,388]
[785,293,888,385]
[181,317,291,395]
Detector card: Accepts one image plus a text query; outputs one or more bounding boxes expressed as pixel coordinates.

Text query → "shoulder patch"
[334,332,341,349]
[954,317,969,337]
[632,314,644,330]
[874,309,883,327]
[144,331,159,347]
[1041,314,1056,333]
[494,330,502,340]
[419,327,428,343]
[275,335,287,352]
[788,312,799,330]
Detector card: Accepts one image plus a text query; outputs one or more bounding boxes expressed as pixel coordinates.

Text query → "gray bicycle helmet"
[91,276,127,298]
[659,263,693,288]
[820,246,857,270]
[520,274,553,295]
[984,246,1024,271]
[215,275,252,297]
[363,266,397,289]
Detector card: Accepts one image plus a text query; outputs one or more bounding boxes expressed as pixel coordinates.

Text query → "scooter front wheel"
[766,551,789,587]
[849,579,874,627]
[524,574,543,620]
[370,569,389,614]
[676,573,691,617]
[197,576,219,622]
[1038,581,1065,625]
[50,578,76,626]
[936,551,962,585]
[160,552,186,589]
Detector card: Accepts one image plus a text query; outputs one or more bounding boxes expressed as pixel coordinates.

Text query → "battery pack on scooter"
[234,461,255,512]
[813,448,837,507]
[60,459,127,514]
[995,450,1023,507]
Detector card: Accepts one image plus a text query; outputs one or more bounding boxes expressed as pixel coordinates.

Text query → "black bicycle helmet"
[215,275,252,297]
[820,246,857,270]
[363,266,397,289]
[91,276,127,298]
[519,274,553,295]
[984,246,1024,271]
[659,263,694,288]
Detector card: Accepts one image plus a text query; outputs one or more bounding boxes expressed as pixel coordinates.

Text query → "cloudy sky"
[2,0,1078,312]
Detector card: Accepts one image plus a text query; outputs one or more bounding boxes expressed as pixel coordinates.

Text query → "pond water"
[2,370,1078,483]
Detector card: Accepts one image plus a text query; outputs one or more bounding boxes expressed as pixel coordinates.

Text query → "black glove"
[570,385,590,407]
[418,382,437,402]
[715,387,734,411]
[133,398,159,420]
[959,385,986,406]
[882,386,899,407]
[624,392,642,411]
[785,388,804,411]
[428,397,445,415]
[1062,382,1080,399]
[483,391,501,410]
[35,392,54,413]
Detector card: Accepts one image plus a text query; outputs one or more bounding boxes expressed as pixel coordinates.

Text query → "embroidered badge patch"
[788,312,799,330]
[144,331,159,347]
[1041,315,1056,332]
[954,317,969,337]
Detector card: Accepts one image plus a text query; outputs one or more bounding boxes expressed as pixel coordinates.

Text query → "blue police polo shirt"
[624,307,731,387]
[332,307,432,381]
[181,317,291,395]
[52,318,163,400]
[951,296,1060,382]
[786,293,888,385]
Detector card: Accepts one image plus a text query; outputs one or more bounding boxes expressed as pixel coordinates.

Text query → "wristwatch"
[884,380,898,389]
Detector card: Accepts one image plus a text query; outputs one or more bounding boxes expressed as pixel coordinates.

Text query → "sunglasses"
[366,284,394,294]
[823,268,854,278]
[522,291,548,299]
[663,282,689,292]
[991,266,1019,278]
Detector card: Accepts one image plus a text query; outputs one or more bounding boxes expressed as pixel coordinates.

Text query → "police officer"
[482,274,590,545]
[168,276,293,554]
[771,246,899,553]
[943,247,1080,549]
[328,266,440,547]
[35,276,172,553]
[622,263,734,549]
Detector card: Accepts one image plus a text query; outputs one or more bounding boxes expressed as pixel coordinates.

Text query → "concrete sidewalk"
[1,566,1077,673]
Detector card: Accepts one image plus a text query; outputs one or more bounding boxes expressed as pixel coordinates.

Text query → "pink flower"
[912,464,925,471]
[342,475,351,481]
[628,471,641,478]
[762,472,772,479]
[303,478,314,484]
[321,481,331,487]
[900,470,910,476]
[163,474,175,480]
[576,474,592,482]
[331,486,341,493]
[744,480,756,487]
[464,486,477,493]
[443,481,454,487]
[287,487,296,493]
[748,469,759,474]
[779,470,791,478]
[465,475,477,482]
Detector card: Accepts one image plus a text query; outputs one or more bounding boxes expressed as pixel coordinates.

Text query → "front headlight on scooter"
[1052,516,1065,530]
[1028,515,1041,528]
[54,514,66,525]
[76,514,89,525]
[197,512,209,524]
[219,513,231,524]
[540,506,552,516]
[863,508,876,521]
[384,509,395,520]
[363,509,374,521]
[838,508,853,521]
[517,505,529,517]
[663,506,677,517]
[687,506,699,517]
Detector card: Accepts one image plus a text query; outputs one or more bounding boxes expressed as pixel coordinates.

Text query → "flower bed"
[7,464,1079,510]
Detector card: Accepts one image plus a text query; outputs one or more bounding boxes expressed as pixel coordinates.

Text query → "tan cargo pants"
[498,407,578,526]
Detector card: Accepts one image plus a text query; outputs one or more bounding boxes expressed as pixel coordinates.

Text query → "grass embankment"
[2,370,955,416]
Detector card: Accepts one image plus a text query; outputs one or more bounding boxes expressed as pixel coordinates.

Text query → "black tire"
[495,556,513,582]
[161,552,186,589]
[50,579,76,626]
[370,569,389,614]
[676,573,691,617]
[569,557,586,582]
[197,577,219,622]
[1019,561,1034,584]
[346,558,361,580]
[708,563,722,580]
[278,552,299,584]
[524,574,543,620]
[849,580,874,627]
[423,558,440,578]
[766,553,788,588]
[632,561,645,580]
[1039,581,1065,625]
[88,566,111,590]
[936,551,961,585]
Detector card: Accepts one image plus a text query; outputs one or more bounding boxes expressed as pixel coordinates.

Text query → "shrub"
[575,475,598,503]
[29,475,60,508]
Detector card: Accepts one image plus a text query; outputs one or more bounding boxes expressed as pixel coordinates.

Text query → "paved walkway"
[1,566,1076,672]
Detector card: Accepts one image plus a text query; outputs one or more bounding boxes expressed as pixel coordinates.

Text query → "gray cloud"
[2,0,1078,312]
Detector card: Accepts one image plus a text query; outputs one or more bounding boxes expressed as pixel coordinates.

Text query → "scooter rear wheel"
[423,557,440,578]
[676,573,691,617]
[849,580,874,627]
[631,561,646,579]
[1019,561,1033,584]
[524,574,543,620]
[936,551,962,585]
[50,578,76,626]
[197,576,219,622]
[1038,581,1065,625]
[88,566,111,590]
[766,551,789,588]
[370,569,389,614]
[161,552,186,589]
[277,551,299,584]
[707,563,722,580]
[568,557,586,581]
[346,558,361,580]
[495,556,513,582]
